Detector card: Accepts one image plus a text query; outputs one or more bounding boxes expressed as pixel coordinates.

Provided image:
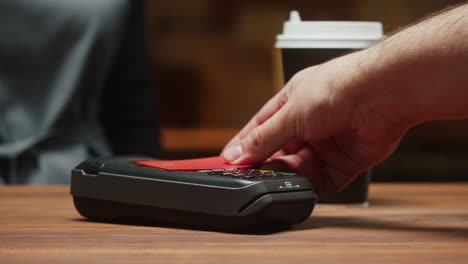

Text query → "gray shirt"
[0,0,128,183]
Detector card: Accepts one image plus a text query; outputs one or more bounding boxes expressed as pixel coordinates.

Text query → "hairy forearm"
[353,3,468,127]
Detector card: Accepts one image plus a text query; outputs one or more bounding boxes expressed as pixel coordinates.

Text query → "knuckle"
[245,127,264,154]
[276,91,289,110]
[288,68,309,93]
[292,108,305,139]
[289,74,301,93]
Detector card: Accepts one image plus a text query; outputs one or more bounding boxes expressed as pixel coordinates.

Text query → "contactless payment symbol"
[279,181,300,189]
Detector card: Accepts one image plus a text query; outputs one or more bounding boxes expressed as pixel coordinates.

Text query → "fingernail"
[223,135,240,153]
[223,144,243,163]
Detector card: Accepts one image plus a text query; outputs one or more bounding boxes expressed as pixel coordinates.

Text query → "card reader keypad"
[196,168,298,180]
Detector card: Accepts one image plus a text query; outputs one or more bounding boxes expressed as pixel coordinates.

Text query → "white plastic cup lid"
[276,11,383,49]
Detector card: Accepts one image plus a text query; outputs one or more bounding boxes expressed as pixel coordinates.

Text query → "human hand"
[222,52,408,193]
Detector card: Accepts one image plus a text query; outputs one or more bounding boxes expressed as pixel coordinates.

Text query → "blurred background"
[147,0,468,181]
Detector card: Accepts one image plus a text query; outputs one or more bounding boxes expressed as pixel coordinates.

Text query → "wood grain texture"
[1,184,468,264]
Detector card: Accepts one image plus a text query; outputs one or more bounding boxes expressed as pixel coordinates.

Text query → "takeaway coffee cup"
[276,11,383,204]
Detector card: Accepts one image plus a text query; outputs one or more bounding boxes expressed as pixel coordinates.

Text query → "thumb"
[223,104,296,165]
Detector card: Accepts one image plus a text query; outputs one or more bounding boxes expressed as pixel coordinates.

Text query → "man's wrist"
[348,44,424,129]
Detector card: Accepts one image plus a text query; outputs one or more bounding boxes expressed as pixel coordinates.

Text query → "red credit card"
[136,156,255,171]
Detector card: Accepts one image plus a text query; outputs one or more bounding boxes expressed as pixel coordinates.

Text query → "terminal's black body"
[71,157,317,231]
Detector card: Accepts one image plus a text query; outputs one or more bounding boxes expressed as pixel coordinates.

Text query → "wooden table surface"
[1,183,468,264]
